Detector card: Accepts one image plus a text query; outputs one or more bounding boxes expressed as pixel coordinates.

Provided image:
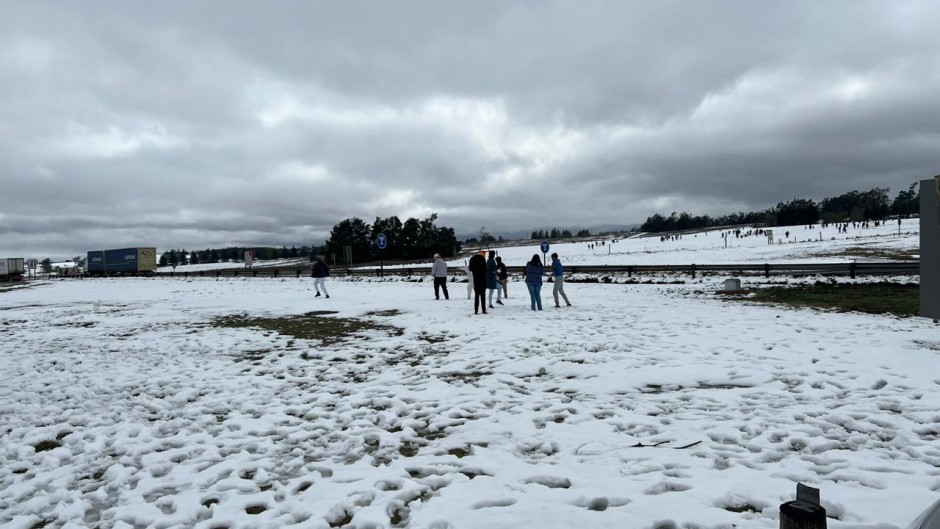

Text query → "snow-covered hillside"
[447,218,919,268]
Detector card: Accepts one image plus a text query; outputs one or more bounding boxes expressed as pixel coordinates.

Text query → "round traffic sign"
[376,233,388,250]
[540,241,550,253]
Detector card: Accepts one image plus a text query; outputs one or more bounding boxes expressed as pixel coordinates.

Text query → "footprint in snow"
[644,481,691,495]
[472,498,517,509]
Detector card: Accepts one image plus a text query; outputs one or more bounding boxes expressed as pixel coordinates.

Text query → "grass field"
[730,282,920,317]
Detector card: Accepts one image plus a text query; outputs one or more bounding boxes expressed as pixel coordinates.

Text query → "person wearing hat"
[431,253,449,300]
[467,249,488,314]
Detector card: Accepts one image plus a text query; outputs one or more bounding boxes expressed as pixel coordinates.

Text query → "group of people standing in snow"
[432,250,571,314]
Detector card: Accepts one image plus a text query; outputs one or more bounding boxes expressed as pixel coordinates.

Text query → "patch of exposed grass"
[215,311,400,345]
[416,331,449,343]
[33,440,61,452]
[726,282,919,317]
[724,504,762,513]
[364,309,401,317]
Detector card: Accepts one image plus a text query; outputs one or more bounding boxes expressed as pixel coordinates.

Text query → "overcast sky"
[2,1,939,259]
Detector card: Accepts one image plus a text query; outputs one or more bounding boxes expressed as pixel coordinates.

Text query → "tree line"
[159,245,327,266]
[641,184,921,233]
[530,227,592,239]
[325,213,460,264]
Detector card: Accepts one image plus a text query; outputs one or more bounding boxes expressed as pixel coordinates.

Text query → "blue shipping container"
[103,248,140,273]
[86,251,105,273]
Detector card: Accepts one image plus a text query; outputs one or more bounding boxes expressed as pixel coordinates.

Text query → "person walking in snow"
[486,250,500,308]
[468,250,488,314]
[524,254,544,311]
[550,252,571,308]
[313,256,330,298]
[431,253,449,300]
[495,256,508,300]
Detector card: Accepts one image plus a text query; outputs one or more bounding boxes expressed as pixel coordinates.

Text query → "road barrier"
[149,261,918,280]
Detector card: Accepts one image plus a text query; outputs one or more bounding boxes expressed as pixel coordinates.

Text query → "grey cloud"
[1,1,939,258]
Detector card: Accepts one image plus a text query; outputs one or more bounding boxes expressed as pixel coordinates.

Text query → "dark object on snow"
[907,498,940,529]
[921,177,940,319]
[779,483,826,529]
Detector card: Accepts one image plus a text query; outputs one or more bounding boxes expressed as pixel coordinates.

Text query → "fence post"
[274,270,279,278]
[849,262,856,279]
[253,270,258,277]
[296,270,300,278]
[691,264,696,279]
[764,263,770,278]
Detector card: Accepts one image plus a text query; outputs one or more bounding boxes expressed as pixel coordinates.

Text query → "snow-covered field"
[2,224,938,529]
[441,218,920,269]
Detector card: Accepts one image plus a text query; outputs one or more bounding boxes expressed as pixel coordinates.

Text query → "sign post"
[376,233,388,277]
[540,240,550,270]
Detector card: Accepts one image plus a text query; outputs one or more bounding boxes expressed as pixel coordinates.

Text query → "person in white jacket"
[463,259,473,299]
[431,254,449,300]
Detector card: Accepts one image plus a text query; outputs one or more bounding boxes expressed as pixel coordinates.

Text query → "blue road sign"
[376,233,388,250]
[540,241,550,253]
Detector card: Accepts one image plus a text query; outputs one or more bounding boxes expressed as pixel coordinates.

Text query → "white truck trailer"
[0,258,26,281]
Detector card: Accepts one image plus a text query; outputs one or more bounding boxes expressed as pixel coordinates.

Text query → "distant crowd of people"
[309,250,576,312]
[432,250,572,314]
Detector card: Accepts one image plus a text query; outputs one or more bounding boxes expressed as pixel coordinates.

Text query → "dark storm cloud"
[1,0,939,258]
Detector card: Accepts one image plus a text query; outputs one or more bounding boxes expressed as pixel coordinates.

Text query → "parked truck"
[85,248,157,275]
[0,258,26,281]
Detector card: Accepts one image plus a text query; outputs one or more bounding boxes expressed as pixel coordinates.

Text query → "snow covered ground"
[437,218,920,269]
[2,225,938,529]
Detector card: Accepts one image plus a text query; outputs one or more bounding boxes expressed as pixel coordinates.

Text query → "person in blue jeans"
[550,252,572,308]
[524,254,544,311]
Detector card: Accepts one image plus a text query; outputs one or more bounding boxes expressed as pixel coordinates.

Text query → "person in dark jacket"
[524,254,544,311]
[495,256,508,301]
[467,250,488,314]
[486,250,500,308]
[313,256,330,298]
